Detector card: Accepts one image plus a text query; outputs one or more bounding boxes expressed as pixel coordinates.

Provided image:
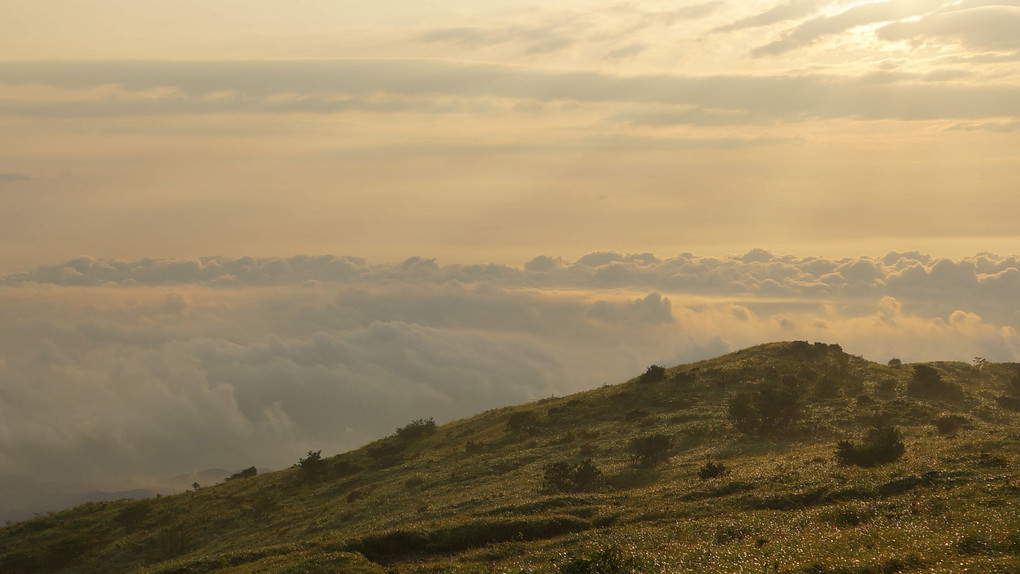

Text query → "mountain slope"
[2,341,1019,573]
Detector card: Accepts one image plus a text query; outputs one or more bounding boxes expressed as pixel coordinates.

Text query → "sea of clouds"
[1,250,1018,493]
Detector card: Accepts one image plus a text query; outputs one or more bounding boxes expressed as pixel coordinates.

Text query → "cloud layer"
[1,250,1018,489]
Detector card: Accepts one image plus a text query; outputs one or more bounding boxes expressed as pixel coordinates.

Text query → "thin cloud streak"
[2,59,1019,121]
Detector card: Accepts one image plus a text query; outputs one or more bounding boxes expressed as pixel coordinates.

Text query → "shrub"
[728,377,803,435]
[1006,367,1020,396]
[877,378,898,394]
[639,365,666,383]
[506,411,542,434]
[625,409,650,421]
[333,459,363,477]
[367,441,406,469]
[395,418,437,441]
[888,358,902,367]
[933,414,966,435]
[298,450,329,481]
[698,461,729,480]
[116,502,151,532]
[628,434,673,468]
[542,459,603,493]
[228,466,258,481]
[907,364,962,399]
[557,546,652,574]
[836,424,905,467]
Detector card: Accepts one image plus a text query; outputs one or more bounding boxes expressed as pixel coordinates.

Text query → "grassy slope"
[2,341,1020,573]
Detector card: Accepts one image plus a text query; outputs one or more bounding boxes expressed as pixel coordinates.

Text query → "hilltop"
[2,342,1019,573]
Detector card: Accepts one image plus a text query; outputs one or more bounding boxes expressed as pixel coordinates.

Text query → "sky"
[1,0,1019,499]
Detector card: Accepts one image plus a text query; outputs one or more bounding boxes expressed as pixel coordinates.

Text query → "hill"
[2,341,1019,573]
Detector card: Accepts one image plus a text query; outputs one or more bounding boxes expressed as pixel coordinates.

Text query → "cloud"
[0,173,31,183]
[754,0,949,56]
[714,0,821,32]
[605,43,648,60]
[3,249,1020,498]
[417,25,574,55]
[2,60,1018,122]
[878,6,1020,52]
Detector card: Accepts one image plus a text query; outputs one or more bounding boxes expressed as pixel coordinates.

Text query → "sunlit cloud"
[2,250,1019,489]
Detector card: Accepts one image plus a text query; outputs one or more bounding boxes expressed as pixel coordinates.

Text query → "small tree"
[1005,367,1020,396]
[836,424,905,467]
[395,418,438,441]
[628,433,673,468]
[698,461,729,480]
[728,377,803,435]
[506,411,542,434]
[542,459,603,493]
[639,365,666,383]
[907,364,961,399]
[298,450,328,481]
[228,466,258,481]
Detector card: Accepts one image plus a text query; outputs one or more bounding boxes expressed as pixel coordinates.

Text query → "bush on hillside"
[728,376,804,435]
[228,466,258,481]
[1005,366,1020,396]
[933,414,967,435]
[628,434,673,468]
[298,450,329,481]
[907,365,962,399]
[506,411,543,434]
[395,418,437,441]
[698,461,729,480]
[639,365,666,383]
[557,546,654,574]
[542,459,603,494]
[333,459,363,478]
[836,424,905,467]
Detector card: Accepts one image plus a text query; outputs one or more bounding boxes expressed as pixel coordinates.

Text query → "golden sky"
[1,0,1018,271]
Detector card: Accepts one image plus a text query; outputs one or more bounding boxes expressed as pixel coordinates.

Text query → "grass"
[2,341,1019,573]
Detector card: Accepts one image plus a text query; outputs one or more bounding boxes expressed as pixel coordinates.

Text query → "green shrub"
[638,365,666,384]
[907,364,962,399]
[836,424,905,467]
[367,441,405,469]
[625,409,650,421]
[995,395,1020,411]
[116,502,152,532]
[698,461,729,480]
[933,414,966,435]
[542,459,603,493]
[506,411,542,434]
[333,459,362,478]
[395,418,437,441]
[298,450,329,481]
[628,434,673,468]
[728,377,803,434]
[557,546,653,574]
[1006,367,1020,395]
[227,466,258,481]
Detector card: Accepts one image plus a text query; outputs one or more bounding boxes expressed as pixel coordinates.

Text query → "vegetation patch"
[346,516,590,561]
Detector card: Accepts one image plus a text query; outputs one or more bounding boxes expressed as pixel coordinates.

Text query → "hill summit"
[3,341,1019,573]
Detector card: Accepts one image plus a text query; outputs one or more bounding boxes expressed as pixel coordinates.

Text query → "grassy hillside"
[3,341,1020,573]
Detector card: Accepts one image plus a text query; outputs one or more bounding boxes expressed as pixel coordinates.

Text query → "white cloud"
[3,250,1020,491]
[878,6,1020,53]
